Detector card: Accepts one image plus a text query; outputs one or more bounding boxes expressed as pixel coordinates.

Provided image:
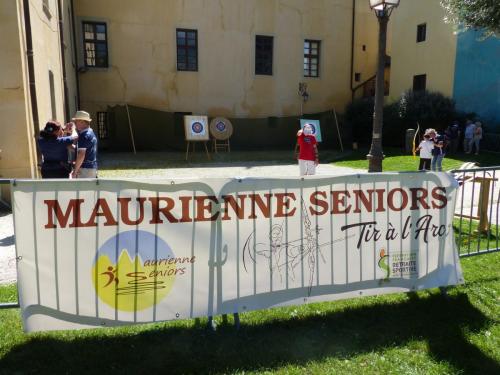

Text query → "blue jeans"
[431,154,444,171]
[473,138,481,154]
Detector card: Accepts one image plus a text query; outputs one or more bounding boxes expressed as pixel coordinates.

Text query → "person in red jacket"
[295,123,319,176]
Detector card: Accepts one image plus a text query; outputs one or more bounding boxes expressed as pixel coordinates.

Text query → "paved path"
[0,163,359,285]
[0,210,17,285]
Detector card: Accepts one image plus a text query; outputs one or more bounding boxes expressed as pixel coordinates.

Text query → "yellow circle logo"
[92,230,184,312]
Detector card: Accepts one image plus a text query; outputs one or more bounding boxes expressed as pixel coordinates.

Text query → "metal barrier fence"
[451,166,500,257]
[1,168,499,311]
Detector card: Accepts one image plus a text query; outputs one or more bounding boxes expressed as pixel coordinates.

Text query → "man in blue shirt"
[72,111,98,178]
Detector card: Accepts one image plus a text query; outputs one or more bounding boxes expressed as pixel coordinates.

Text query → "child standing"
[295,124,319,176]
[416,133,434,171]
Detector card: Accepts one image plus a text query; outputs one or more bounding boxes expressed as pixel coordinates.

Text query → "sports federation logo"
[191,121,204,134]
[377,248,418,284]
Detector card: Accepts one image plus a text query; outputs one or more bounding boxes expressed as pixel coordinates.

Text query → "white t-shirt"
[419,140,434,159]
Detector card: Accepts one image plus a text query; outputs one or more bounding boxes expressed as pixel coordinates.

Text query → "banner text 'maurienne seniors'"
[43,187,448,229]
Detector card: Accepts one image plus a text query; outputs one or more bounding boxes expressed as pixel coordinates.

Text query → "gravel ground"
[0,162,359,285]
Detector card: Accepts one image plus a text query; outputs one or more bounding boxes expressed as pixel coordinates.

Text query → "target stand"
[209,117,233,153]
[184,115,211,161]
[185,141,210,161]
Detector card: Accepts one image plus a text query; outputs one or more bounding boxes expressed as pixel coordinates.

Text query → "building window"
[255,35,273,75]
[97,112,108,139]
[48,70,56,120]
[176,29,198,71]
[304,40,320,78]
[417,23,426,43]
[354,73,361,82]
[413,74,427,91]
[43,0,52,20]
[83,22,108,68]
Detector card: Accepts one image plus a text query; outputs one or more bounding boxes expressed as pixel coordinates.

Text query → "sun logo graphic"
[92,230,188,312]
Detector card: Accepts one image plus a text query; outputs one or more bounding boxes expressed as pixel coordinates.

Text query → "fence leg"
[207,316,217,331]
[233,313,240,330]
[439,286,449,298]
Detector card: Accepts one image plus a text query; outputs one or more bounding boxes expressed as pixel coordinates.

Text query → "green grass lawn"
[332,148,500,172]
[0,220,498,374]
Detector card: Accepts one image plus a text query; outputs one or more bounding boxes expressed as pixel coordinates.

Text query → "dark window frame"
[82,21,109,68]
[417,23,427,43]
[304,39,321,78]
[255,35,274,76]
[97,111,108,140]
[176,29,198,72]
[413,74,427,91]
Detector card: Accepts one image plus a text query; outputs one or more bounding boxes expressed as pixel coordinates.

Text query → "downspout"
[22,0,40,169]
[350,0,356,101]
[57,0,70,122]
[70,0,81,109]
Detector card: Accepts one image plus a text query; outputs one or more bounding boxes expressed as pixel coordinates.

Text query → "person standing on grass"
[473,122,483,155]
[463,120,475,154]
[72,110,98,178]
[416,132,434,171]
[295,123,319,176]
[445,120,460,154]
[429,129,446,171]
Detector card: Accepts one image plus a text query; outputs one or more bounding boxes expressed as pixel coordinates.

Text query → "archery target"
[184,116,209,141]
[300,119,322,142]
[209,117,233,140]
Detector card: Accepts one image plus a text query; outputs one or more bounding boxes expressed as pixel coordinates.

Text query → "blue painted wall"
[453,30,500,130]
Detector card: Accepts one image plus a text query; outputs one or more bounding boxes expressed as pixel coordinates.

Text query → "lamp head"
[369,0,400,17]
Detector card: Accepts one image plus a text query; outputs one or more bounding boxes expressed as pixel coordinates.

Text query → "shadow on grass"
[1,292,498,374]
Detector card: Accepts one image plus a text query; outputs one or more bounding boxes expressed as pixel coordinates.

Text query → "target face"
[305,123,316,135]
[215,121,226,132]
[184,116,209,141]
[209,117,233,140]
[300,119,322,142]
[192,122,204,134]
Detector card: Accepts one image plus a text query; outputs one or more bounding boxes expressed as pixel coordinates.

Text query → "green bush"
[345,90,457,146]
[398,90,456,131]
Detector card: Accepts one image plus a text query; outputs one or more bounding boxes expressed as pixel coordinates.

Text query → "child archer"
[295,123,319,176]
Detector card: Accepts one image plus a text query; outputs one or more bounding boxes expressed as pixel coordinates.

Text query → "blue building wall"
[453,30,500,130]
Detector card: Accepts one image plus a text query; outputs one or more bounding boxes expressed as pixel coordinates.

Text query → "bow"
[412,122,421,159]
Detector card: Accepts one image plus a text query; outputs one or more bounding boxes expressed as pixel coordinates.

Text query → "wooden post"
[333,108,343,152]
[125,104,137,154]
[474,177,496,234]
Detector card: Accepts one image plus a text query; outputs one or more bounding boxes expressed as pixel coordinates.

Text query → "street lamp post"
[367,0,400,172]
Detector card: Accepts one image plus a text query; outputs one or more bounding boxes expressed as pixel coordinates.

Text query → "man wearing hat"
[72,110,98,178]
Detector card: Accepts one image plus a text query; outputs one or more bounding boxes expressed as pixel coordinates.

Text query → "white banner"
[12,173,463,332]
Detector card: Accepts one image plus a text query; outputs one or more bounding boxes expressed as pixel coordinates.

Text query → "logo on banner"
[377,248,418,282]
[92,230,194,312]
[191,122,204,134]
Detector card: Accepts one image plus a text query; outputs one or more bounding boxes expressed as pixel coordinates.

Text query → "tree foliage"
[441,0,500,36]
